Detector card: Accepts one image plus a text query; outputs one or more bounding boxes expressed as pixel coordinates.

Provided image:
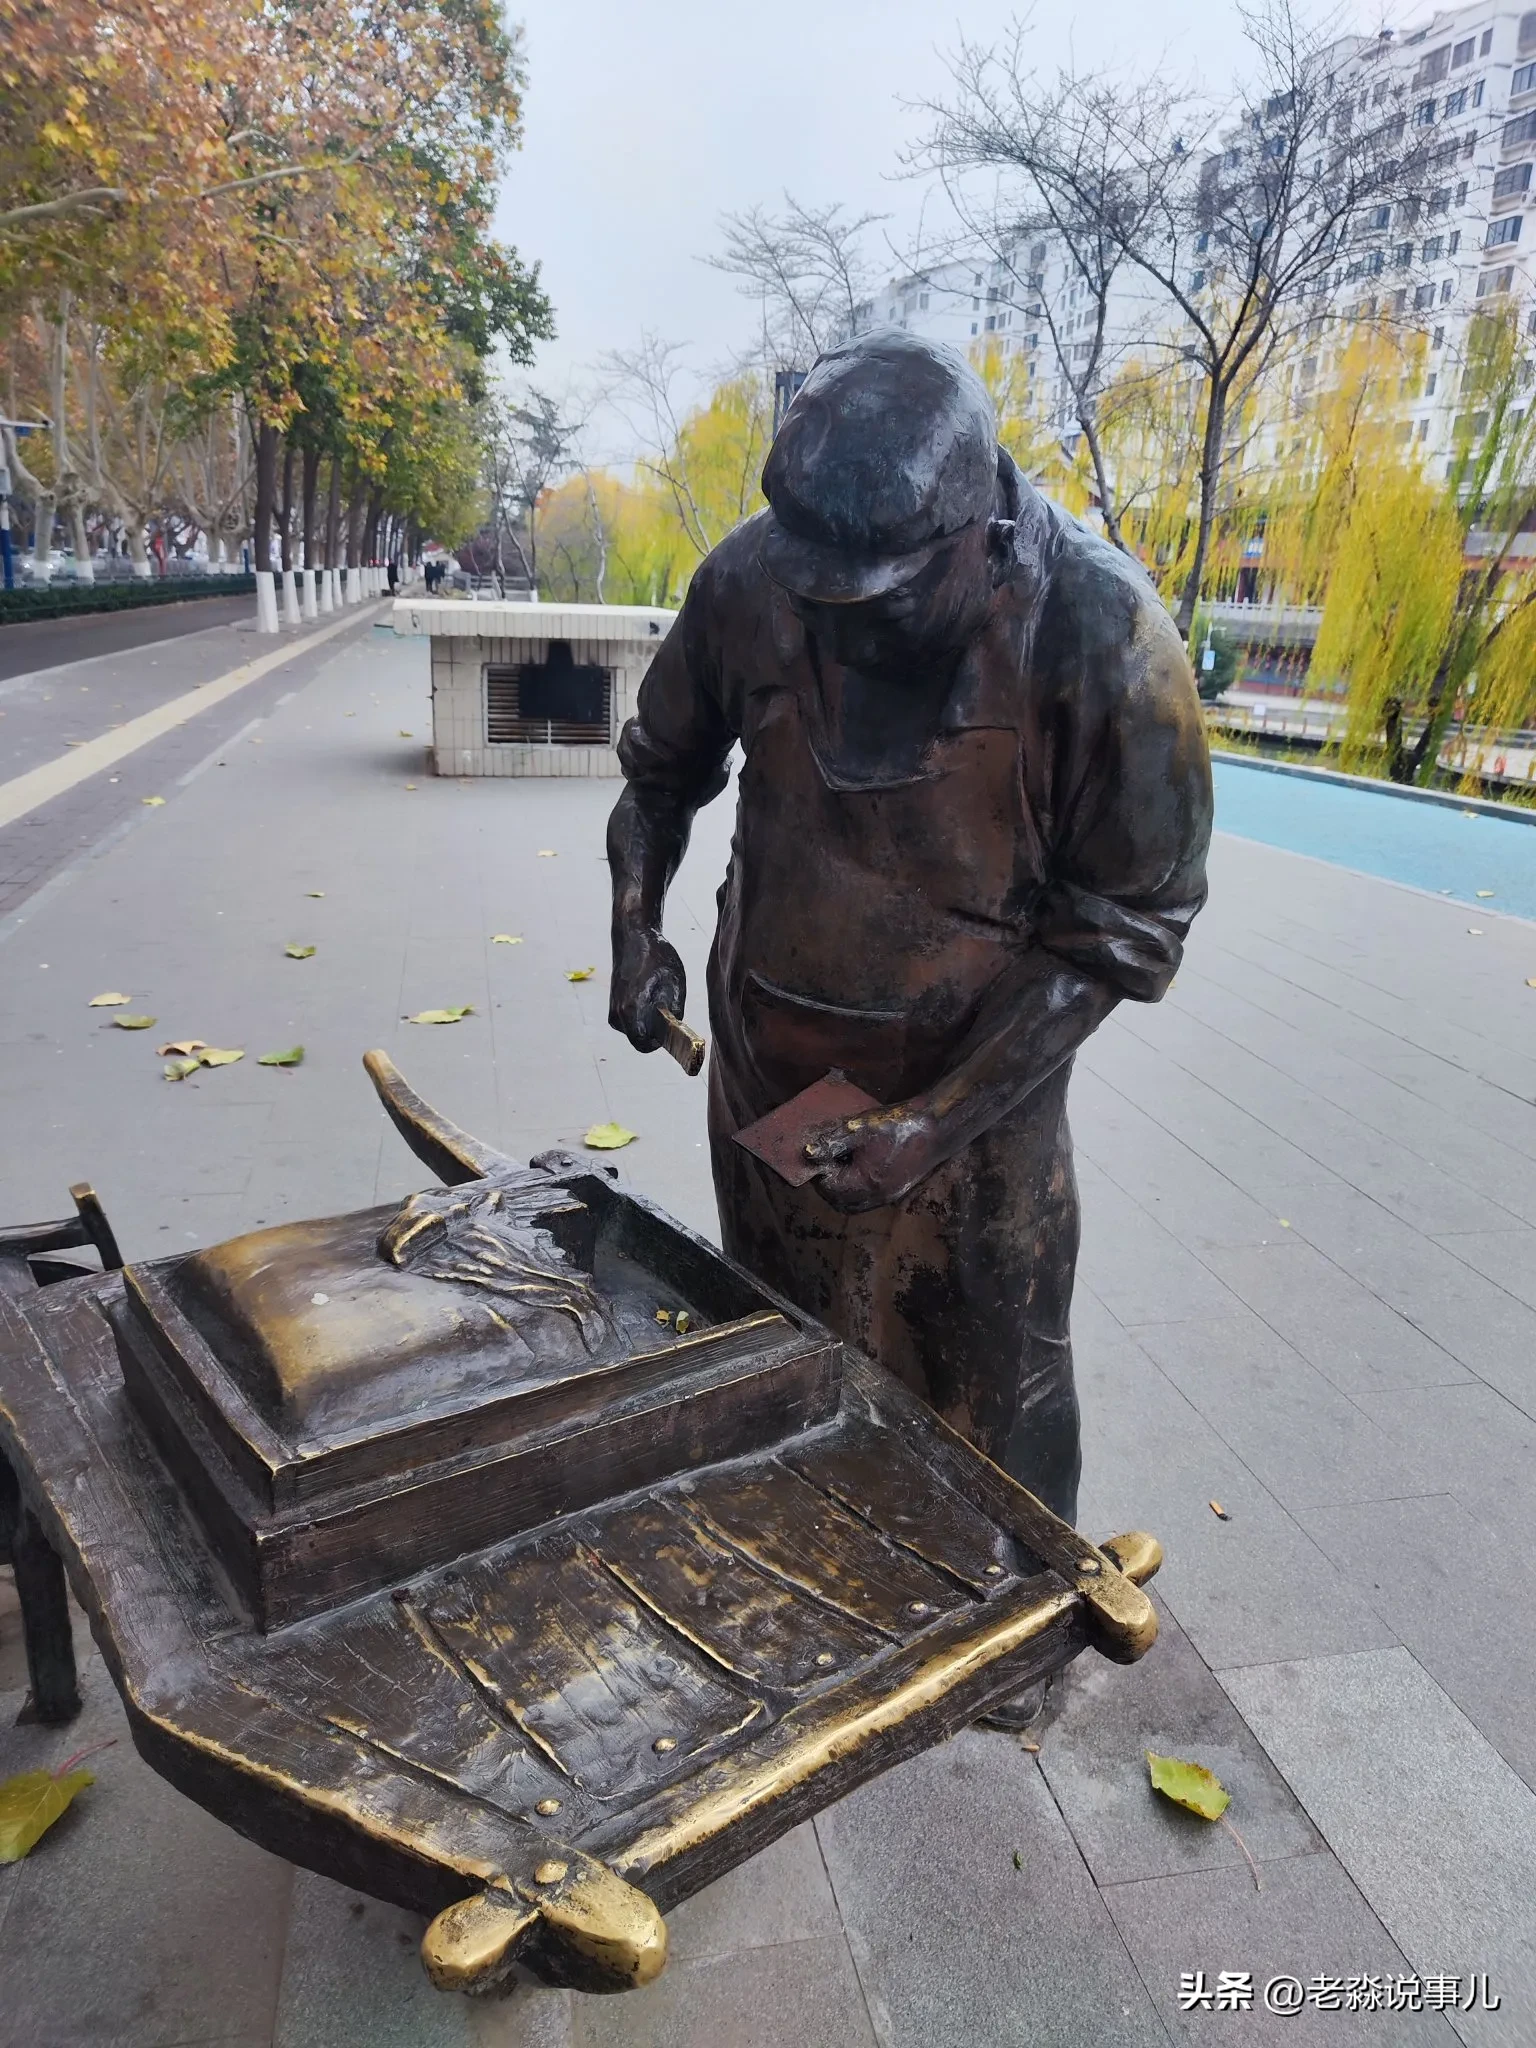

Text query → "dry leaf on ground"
[1476,889,1495,898]
[157,1039,207,1056]
[537,849,556,858]
[163,1059,200,1081]
[0,1766,97,1863]
[584,1122,636,1150]
[566,967,595,982]
[491,934,523,945]
[111,1014,156,1030]
[285,944,317,959]
[399,729,413,737]
[88,992,131,1007]
[258,1046,304,1067]
[406,1006,474,1025]
[1146,1752,1230,1822]
[140,796,165,807]
[197,1048,244,1067]
[307,890,325,899]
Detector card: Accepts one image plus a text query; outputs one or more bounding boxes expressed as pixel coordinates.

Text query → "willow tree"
[1312,306,1536,783]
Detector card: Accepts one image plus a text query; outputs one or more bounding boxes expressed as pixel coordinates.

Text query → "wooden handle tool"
[657,1009,706,1077]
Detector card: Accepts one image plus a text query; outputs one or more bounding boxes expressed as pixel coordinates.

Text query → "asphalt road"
[0,590,256,684]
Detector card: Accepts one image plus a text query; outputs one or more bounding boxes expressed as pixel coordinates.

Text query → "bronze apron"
[706,665,1082,1523]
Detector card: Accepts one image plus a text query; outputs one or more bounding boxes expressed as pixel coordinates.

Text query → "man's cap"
[760,328,998,604]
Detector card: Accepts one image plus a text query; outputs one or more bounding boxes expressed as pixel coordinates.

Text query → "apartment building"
[853,4,1536,476]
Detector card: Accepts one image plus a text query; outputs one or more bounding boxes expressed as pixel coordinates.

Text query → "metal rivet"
[1078,1557,1102,1576]
[984,1563,1004,1577]
[534,1860,568,1886]
[653,1735,676,1753]
[535,1798,561,1816]
[815,1651,835,1667]
[908,1601,930,1616]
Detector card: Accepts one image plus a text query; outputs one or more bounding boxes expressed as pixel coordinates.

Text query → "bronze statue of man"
[607,329,1212,1534]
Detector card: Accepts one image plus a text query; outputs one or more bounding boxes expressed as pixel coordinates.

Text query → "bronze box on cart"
[0,1054,1161,1998]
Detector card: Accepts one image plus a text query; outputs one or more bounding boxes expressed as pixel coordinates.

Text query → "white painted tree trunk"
[319,567,335,613]
[255,570,280,633]
[345,566,361,605]
[126,523,153,579]
[300,562,318,621]
[281,567,301,627]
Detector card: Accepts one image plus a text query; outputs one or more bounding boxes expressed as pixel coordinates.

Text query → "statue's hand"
[609,926,686,1054]
[802,1103,942,1213]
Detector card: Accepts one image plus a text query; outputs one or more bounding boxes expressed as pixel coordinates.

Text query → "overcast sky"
[493,0,1399,458]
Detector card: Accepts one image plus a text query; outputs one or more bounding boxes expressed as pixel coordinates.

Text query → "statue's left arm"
[807,593,1213,1211]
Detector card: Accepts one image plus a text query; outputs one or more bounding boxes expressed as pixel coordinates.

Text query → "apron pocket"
[741,973,909,1104]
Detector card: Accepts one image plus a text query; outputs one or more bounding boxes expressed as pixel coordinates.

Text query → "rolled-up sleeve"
[616,564,736,809]
[1034,597,1213,1003]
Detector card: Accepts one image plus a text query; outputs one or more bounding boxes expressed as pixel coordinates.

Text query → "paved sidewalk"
[1,626,1533,2047]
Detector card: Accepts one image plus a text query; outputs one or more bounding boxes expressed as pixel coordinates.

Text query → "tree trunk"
[279,440,294,572]
[1175,377,1227,642]
[253,423,278,567]
[324,459,341,571]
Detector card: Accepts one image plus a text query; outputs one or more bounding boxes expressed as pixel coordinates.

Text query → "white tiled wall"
[428,633,664,778]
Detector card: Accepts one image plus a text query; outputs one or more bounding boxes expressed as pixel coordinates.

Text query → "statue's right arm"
[607,569,735,1053]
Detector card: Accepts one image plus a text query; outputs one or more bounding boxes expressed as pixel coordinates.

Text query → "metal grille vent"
[485,643,613,746]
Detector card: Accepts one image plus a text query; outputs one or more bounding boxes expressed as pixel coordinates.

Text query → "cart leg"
[0,1452,81,1725]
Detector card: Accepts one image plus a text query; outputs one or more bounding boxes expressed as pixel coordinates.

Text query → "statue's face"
[786,521,998,683]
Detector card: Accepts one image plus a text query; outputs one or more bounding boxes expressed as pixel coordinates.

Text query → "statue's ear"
[986,518,1018,583]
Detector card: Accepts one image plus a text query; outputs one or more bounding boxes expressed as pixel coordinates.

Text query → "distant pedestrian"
[386,559,399,596]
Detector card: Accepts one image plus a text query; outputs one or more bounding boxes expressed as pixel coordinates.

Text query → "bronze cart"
[0,1055,1161,1997]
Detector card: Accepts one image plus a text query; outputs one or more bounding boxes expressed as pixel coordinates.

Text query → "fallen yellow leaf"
[156,1039,208,1057]
[566,967,595,982]
[111,1014,155,1030]
[399,729,413,737]
[406,1006,474,1025]
[197,1047,245,1067]
[404,782,418,790]
[307,890,325,899]
[584,1122,636,1150]
[0,1766,96,1863]
[285,944,316,959]
[257,1046,304,1067]
[88,992,131,1007]
[140,796,165,807]
[162,1058,200,1082]
[1527,978,1536,989]
[537,849,557,858]
[491,934,523,945]
[1476,889,1495,898]
[1468,928,1484,936]
[1146,1751,1230,1822]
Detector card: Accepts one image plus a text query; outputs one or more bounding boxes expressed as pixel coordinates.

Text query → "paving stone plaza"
[1,610,1533,2046]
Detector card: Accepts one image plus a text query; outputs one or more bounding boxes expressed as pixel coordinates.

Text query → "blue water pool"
[1212,758,1536,922]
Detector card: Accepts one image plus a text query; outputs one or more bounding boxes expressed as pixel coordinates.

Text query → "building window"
[1427,371,1438,394]
[1485,27,1496,54]
[1370,204,1392,228]
[1453,37,1475,67]
[1488,214,1522,246]
[1265,134,1285,157]
[1195,230,1210,251]
[1434,325,1446,346]
[1446,88,1468,116]
[1456,179,1469,203]
[1503,110,1536,145]
[1395,240,1413,266]
[1449,229,1461,253]
[1423,235,1445,261]
[1494,161,1533,198]
[1516,60,1536,94]
[1444,276,1459,300]
[970,322,978,336]
[1415,281,1437,309]
[1415,44,1452,86]
[919,292,930,310]
[984,314,995,331]
[1191,269,1206,290]
[1522,14,1536,52]
[1416,99,1437,125]
[1476,266,1514,295]
[1429,187,1451,214]
[1473,82,1485,108]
